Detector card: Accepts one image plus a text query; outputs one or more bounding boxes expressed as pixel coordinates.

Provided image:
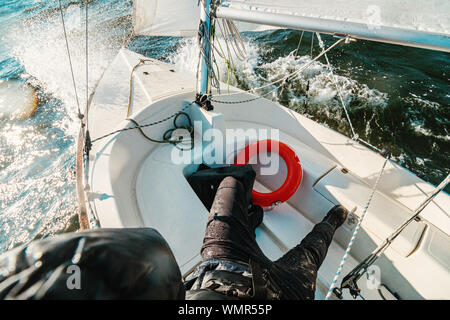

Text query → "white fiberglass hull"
[76,49,450,300]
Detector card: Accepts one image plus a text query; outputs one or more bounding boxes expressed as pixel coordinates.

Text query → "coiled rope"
[91,102,194,146]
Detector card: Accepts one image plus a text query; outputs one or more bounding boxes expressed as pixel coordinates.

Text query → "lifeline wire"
[91,103,194,144]
[339,172,450,298]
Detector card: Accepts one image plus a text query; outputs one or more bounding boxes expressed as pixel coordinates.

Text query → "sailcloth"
[133,0,200,37]
[133,0,277,37]
[133,0,449,51]
[216,0,450,52]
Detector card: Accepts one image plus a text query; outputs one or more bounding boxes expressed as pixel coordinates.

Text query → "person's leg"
[273,205,348,299]
[201,176,266,264]
[187,165,256,212]
[248,204,264,237]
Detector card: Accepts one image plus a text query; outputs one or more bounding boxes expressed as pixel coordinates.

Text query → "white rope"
[210,18,248,92]
[215,18,246,63]
[325,156,389,300]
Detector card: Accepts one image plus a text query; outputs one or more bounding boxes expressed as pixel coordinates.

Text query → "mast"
[198,0,212,97]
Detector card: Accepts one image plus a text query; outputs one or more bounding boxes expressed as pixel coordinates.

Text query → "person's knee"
[213,176,249,211]
[217,176,245,192]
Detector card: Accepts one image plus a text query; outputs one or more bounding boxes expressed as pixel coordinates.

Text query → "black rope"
[128,111,194,149]
[127,118,167,144]
[91,104,194,148]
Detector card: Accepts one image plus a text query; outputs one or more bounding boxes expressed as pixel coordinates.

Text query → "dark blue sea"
[0,0,448,253]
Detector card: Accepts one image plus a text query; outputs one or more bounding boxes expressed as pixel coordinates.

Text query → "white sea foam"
[4,5,126,132]
[169,35,388,131]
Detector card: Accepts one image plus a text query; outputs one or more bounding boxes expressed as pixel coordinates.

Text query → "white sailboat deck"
[79,48,450,300]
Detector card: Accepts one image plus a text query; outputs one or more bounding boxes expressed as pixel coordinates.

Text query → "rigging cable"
[304,31,314,107]
[82,0,98,228]
[57,0,83,121]
[85,0,89,123]
[315,34,384,153]
[57,0,96,228]
[294,31,305,57]
[324,155,390,300]
[315,33,357,138]
[81,0,92,157]
[314,33,449,299]
[335,172,450,299]
[210,37,346,104]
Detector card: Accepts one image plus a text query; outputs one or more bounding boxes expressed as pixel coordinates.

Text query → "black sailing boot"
[248,204,264,232]
[322,205,348,230]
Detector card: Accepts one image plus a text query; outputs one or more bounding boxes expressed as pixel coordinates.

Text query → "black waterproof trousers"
[188,165,336,300]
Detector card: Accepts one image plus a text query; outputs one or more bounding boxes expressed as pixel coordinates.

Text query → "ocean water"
[0,0,448,253]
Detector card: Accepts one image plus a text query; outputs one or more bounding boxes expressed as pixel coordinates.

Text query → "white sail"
[216,0,450,52]
[133,0,200,37]
[133,0,278,37]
